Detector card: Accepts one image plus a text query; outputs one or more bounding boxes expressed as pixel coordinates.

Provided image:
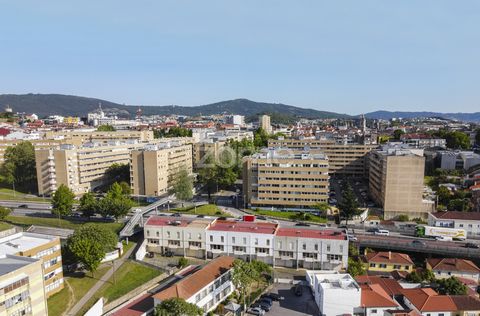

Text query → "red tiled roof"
[145,216,190,227]
[401,288,457,312]
[208,220,277,235]
[276,228,346,240]
[360,284,398,308]
[111,293,153,316]
[153,256,234,301]
[365,252,414,265]
[430,211,480,221]
[355,276,403,297]
[427,258,480,274]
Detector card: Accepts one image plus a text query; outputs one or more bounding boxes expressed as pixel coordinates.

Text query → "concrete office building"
[0,255,48,316]
[369,144,431,219]
[0,232,64,297]
[268,137,377,177]
[130,142,193,196]
[224,115,245,126]
[243,149,329,210]
[260,114,272,134]
[35,141,147,195]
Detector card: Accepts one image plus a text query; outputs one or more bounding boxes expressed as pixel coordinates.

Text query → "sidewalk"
[66,245,136,316]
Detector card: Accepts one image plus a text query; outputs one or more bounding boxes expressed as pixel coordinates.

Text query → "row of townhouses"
[143,215,349,270]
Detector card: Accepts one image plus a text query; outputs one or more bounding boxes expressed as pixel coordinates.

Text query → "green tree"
[393,129,405,140]
[105,163,130,185]
[66,224,118,276]
[77,192,97,217]
[437,186,452,206]
[338,184,360,226]
[448,198,470,212]
[98,182,134,219]
[347,258,366,277]
[437,276,467,295]
[253,128,269,148]
[155,298,202,316]
[51,184,75,217]
[197,155,218,200]
[395,214,409,222]
[406,271,422,283]
[0,206,11,220]
[153,127,192,138]
[0,141,37,193]
[433,130,470,149]
[178,257,189,268]
[97,124,115,131]
[172,168,193,201]
[216,149,237,188]
[313,202,330,217]
[232,259,260,310]
[118,181,132,195]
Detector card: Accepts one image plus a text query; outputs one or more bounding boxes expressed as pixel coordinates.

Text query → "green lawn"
[0,221,12,232]
[4,216,124,233]
[78,261,162,315]
[169,204,230,217]
[0,188,49,202]
[47,265,111,316]
[251,209,328,223]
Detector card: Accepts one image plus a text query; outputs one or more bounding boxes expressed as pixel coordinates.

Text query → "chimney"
[388,251,391,260]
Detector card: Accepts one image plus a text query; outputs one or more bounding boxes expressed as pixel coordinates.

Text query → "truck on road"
[416,225,466,240]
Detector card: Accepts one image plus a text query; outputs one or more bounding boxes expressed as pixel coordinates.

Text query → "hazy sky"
[1,1,479,114]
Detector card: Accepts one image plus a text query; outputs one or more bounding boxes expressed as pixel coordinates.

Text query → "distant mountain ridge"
[365,110,480,122]
[0,94,349,120]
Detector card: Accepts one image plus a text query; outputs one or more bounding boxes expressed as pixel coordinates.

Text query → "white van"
[374,229,390,236]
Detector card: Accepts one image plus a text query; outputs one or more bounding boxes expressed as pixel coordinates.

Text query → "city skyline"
[1,1,480,113]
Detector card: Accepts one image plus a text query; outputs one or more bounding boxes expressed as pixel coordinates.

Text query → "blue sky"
[1,1,479,114]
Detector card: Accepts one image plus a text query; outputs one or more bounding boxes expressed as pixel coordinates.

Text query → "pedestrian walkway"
[66,245,136,316]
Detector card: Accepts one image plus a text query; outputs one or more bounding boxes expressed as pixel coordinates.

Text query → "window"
[146,230,150,236]
[177,232,180,239]
[371,309,377,313]
[243,237,247,244]
[393,265,401,270]
[232,237,235,243]
[370,263,376,267]
[210,235,213,242]
[326,244,331,252]
[302,243,306,250]
[266,239,270,246]
[379,264,387,268]
[255,238,258,245]
[314,244,318,251]
[221,236,224,243]
[277,241,282,248]
[405,266,410,270]
[156,231,159,237]
[167,231,171,238]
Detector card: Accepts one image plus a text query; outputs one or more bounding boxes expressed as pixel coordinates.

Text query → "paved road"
[66,245,137,316]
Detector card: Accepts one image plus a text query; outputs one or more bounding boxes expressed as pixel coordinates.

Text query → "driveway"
[264,283,319,316]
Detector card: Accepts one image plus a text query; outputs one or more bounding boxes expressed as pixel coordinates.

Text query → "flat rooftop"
[0,254,39,275]
[208,220,278,235]
[145,216,212,229]
[0,232,56,255]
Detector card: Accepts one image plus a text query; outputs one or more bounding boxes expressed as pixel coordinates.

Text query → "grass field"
[47,266,111,316]
[3,216,124,233]
[0,188,49,202]
[169,204,230,217]
[0,221,12,231]
[78,261,162,315]
[252,209,328,223]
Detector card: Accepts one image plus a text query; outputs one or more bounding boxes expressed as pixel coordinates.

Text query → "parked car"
[374,230,390,236]
[256,216,267,220]
[196,215,205,218]
[295,222,310,227]
[146,252,154,258]
[367,227,379,233]
[252,301,271,312]
[347,234,358,241]
[248,307,265,315]
[259,297,272,307]
[465,242,480,249]
[163,250,174,257]
[172,213,182,217]
[294,284,303,296]
[18,204,28,208]
[262,293,284,301]
[411,240,426,247]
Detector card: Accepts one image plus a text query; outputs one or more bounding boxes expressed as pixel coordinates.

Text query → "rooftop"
[427,258,480,273]
[360,283,398,308]
[0,254,39,275]
[252,148,328,160]
[355,276,403,297]
[208,220,278,235]
[307,271,360,291]
[0,232,57,255]
[276,227,346,240]
[401,288,456,312]
[364,251,414,265]
[153,256,234,301]
[430,211,480,221]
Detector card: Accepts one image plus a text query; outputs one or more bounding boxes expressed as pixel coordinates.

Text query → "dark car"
[465,242,480,249]
[172,213,182,217]
[263,293,284,301]
[411,240,426,247]
[256,216,267,220]
[294,284,303,296]
[367,227,379,233]
[259,297,272,306]
[218,217,228,220]
[295,222,310,227]
[18,204,28,208]
[251,301,271,312]
[196,215,205,218]
[163,250,174,257]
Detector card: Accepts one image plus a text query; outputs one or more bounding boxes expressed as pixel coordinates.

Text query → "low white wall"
[84,298,103,316]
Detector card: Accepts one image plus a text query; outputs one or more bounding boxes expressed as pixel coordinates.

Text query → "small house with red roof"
[363,251,415,274]
[426,258,480,283]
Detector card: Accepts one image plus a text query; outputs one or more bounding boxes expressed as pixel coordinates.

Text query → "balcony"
[211,247,224,254]
[167,242,181,249]
[304,257,317,262]
[255,252,269,257]
[233,249,246,255]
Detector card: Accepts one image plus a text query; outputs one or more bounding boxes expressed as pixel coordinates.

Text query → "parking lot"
[257,283,319,316]
[329,177,374,208]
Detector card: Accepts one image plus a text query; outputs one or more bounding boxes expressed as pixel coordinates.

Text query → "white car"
[249,307,265,315]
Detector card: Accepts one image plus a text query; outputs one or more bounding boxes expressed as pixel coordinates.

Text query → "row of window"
[33,244,61,259]
[259,177,328,182]
[369,263,410,270]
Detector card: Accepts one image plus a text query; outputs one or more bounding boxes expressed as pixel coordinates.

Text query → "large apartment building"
[369,144,432,219]
[268,137,377,177]
[42,129,155,144]
[35,141,146,195]
[0,232,64,297]
[243,149,329,210]
[130,141,193,196]
[0,255,48,316]
[143,215,349,270]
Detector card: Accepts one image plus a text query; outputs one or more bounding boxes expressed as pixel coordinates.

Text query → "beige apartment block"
[0,232,63,297]
[0,255,48,316]
[193,140,226,169]
[260,115,272,134]
[243,149,329,210]
[43,129,155,144]
[0,139,64,163]
[130,142,193,196]
[268,138,376,177]
[369,145,429,219]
